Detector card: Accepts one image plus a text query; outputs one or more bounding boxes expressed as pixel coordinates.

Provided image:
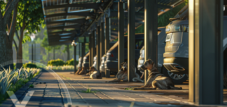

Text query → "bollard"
[101,72,105,77]
[105,69,110,78]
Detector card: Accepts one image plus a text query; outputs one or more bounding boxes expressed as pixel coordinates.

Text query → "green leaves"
[16,0,44,34]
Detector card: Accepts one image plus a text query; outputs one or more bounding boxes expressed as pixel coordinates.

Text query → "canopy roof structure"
[41,0,185,46]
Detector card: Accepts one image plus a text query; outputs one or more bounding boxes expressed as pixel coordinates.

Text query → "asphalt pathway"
[1,70,227,107]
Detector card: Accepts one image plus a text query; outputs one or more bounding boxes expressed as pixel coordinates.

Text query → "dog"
[78,67,87,75]
[85,66,95,76]
[108,62,143,82]
[139,59,181,90]
[74,67,82,75]
[89,67,102,79]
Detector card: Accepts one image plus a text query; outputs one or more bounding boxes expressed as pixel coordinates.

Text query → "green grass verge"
[124,87,134,90]
[0,71,40,104]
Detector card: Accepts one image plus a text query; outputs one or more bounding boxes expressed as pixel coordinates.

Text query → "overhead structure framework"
[41,0,184,46]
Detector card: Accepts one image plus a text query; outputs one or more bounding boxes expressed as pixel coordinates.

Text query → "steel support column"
[79,43,81,58]
[118,2,124,73]
[144,0,158,85]
[127,0,135,82]
[91,30,96,67]
[189,0,223,104]
[100,22,105,57]
[105,17,110,54]
[74,45,77,73]
[105,17,111,77]
[100,22,105,76]
[89,34,92,67]
[81,39,85,59]
[96,26,101,70]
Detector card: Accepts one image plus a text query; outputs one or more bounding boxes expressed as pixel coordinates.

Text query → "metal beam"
[81,38,85,59]
[144,0,158,85]
[112,2,172,9]
[127,0,135,82]
[46,19,85,24]
[77,0,113,41]
[44,3,100,10]
[89,34,92,68]
[45,12,93,18]
[105,18,111,54]
[91,30,96,68]
[105,17,110,77]
[48,31,77,35]
[188,0,223,104]
[100,22,105,57]
[74,45,77,73]
[96,26,101,70]
[48,33,76,37]
[47,25,81,30]
[118,2,124,73]
[100,22,105,77]
[110,11,144,17]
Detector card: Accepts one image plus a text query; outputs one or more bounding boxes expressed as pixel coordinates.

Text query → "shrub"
[23,62,37,68]
[48,59,65,66]
[66,59,74,65]
[66,59,78,65]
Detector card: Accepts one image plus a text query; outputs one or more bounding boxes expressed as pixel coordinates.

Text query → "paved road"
[56,71,227,107]
[1,70,227,107]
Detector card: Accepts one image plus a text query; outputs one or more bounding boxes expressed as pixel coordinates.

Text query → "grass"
[46,65,74,70]
[81,88,98,93]
[29,84,34,88]
[124,87,134,90]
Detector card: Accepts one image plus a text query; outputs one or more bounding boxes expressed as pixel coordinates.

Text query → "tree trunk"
[53,47,55,60]
[0,30,13,70]
[0,2,19,70]
[67,45,70,60]
[16,27,25,69]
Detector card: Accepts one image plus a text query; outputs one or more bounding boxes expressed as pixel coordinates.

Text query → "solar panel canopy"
[41,0,184,46]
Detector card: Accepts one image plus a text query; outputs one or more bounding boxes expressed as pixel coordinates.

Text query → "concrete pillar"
[74,45,77,72]
[144,0,158,85]
[127,0,135,82]
[118,2,124,72]
[189,0,223,104]
[96,26,101,70]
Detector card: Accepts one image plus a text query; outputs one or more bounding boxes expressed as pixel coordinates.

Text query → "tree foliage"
[16,0,45,33]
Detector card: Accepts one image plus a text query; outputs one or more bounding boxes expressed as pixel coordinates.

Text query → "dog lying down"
[107,62,143,83]
[74,67,82,75]
[89,67,102,79]
[134,59,182,90]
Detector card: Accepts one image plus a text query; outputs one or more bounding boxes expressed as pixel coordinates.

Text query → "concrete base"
[105,69,110,78]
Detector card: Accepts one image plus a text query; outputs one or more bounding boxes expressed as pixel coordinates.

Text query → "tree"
[0,0,20,68]
[14,0,44,68]
[63,44,72,61]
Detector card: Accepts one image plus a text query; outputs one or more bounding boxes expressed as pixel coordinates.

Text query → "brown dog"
[89,67,102,79]
[74,67,82,75]
[140,59,181,90]
[108,62,143,82]
[78,67,87,75]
